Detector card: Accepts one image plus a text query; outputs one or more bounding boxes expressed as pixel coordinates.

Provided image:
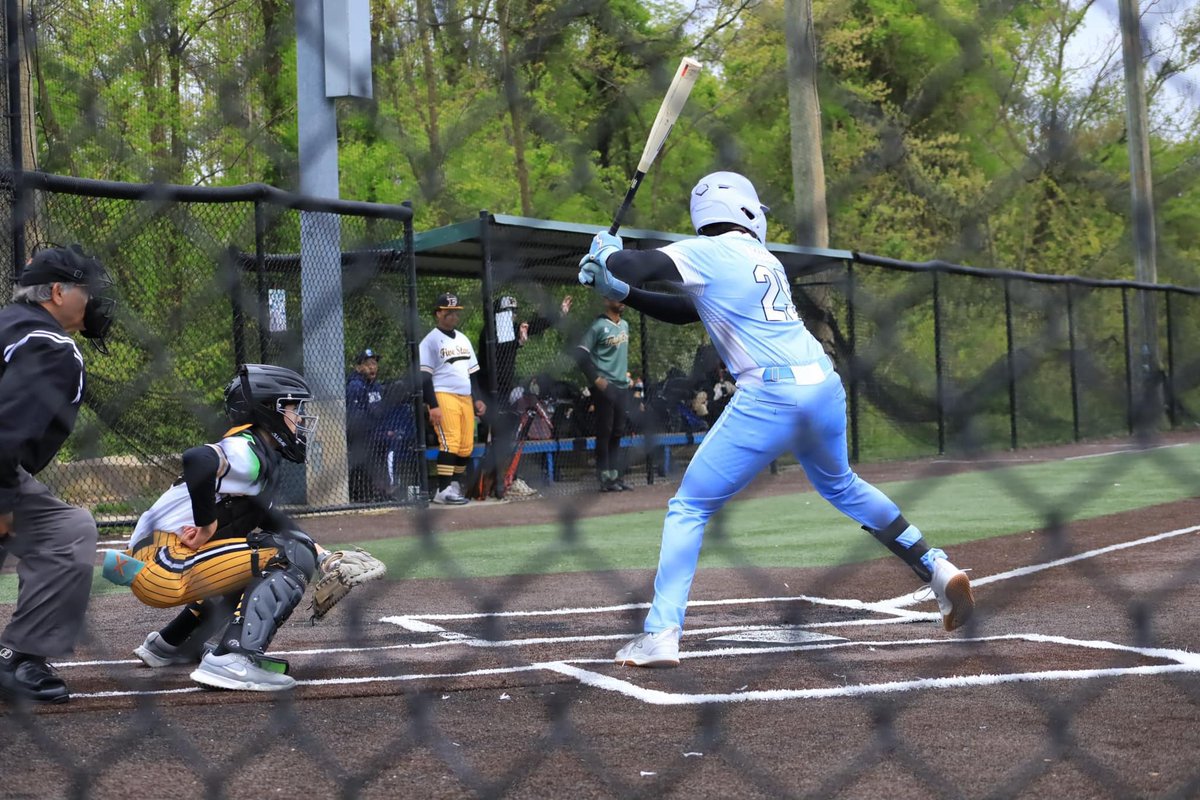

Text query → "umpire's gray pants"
[0,469,98,657]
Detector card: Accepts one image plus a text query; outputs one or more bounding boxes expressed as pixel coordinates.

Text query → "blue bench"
[425,432,707,481]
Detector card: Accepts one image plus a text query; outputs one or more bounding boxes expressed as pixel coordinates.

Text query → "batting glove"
[577,256,630,301]
[587,231,623,265]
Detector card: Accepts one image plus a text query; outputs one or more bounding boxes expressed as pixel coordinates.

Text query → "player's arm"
[179,443,228,547]
[606,249,683,286]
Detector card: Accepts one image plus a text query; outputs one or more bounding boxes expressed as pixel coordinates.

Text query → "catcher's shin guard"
[218,532,317,655]
[866,515,934,582]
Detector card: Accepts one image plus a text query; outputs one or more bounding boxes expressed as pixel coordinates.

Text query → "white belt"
[737,357,833,388]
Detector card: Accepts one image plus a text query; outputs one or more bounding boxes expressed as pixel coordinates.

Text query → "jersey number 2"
[754,265,799,322]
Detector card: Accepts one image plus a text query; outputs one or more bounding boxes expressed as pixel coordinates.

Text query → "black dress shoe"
[0,648,70,704]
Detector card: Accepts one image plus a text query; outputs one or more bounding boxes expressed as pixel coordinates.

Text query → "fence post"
[933,270,945,455]
[1165,291,1176,428]
[1004,278,1018,450]
[226,244,246,366]
[254,200,270,361]
[1066,283,1080,441]
[846,260,859,463]
[404,202,427,505]
[640,310,653,485]
[1122,288,1133,435]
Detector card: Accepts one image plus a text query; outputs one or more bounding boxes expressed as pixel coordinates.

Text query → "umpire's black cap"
[19,245,106,288]
[434,292,464,312]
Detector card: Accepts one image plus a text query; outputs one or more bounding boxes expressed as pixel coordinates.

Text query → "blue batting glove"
[587,231,623,266]
[577,256,630,301]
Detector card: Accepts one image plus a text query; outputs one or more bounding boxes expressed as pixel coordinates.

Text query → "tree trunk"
[785,0,835,351]
[498,0,532,216]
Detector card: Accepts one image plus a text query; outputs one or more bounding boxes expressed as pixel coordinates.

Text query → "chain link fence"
[4,0,1200,796]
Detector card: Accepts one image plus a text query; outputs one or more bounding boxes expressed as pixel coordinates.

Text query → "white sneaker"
[615,625,682,667]
[431,487,468,506]
[450,480,463,497]
[190,652,296,692]
[929,559,975,631]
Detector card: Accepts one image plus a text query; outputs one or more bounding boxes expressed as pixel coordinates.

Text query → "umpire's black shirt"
[0,301,85,514]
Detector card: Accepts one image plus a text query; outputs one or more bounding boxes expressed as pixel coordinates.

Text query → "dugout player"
[110,364,335,691]
[577,171,975,667]
[0,245,117,704]
[574,298,633,492]
[420,292,487,505]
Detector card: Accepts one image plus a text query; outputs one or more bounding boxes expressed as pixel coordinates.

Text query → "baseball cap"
[497,295,519,311]
[434,292,464,312]
[19,245,107,289]
[355,348,380,364]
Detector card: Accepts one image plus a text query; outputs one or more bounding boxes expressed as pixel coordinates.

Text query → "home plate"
[707,629,846,645]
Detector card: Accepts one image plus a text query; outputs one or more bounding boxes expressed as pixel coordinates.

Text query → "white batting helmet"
[689,171,769,242]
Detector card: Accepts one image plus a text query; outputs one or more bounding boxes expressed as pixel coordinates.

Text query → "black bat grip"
[609,171,646,235]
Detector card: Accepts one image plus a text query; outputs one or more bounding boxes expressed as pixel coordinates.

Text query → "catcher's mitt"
[309,547,387,621]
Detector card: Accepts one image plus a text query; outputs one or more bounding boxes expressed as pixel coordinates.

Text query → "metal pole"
[1165,291,1176,427]
[403,202,427,505]
[1004,279,1017,450]
[6,0,24,278]
[1122,288,1133,435]
[640,309,652,485]
[254,201,270,361]
[933,271,945,454]
[1066,284,1080,441]
[1118,0,1160,431]
[846,261,859,463]
[296,0,348,505]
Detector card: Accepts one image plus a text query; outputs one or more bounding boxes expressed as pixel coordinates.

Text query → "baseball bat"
[608,57,703,235]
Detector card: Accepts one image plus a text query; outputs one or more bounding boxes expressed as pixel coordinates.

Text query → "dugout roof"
[412,214,852,280]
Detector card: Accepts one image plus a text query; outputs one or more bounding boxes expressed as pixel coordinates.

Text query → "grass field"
[3,442,1196,604]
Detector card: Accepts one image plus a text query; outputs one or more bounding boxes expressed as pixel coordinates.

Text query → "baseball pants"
[0,469,98,657]
[643,368,931,633]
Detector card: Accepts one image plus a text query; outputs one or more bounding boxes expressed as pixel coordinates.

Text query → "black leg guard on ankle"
[865,515,933,582]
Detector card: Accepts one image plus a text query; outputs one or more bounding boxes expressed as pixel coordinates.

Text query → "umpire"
[0,245,116,704]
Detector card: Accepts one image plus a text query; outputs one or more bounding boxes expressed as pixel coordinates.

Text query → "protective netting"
[4,0,1200,796]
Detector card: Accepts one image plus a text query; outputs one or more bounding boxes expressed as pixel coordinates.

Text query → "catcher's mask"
[20,244,118,354]
[224,364,319,463]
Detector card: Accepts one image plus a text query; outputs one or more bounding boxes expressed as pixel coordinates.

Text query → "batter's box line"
[541,632,1200,706]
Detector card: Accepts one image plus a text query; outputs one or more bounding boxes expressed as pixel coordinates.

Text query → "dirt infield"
[4,436,1200,799]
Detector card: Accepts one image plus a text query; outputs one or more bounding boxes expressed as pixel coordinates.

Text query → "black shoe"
[0,649,70,704]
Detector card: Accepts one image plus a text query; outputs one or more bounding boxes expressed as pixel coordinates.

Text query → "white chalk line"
[547,662,1200,705]
[1063,442,1190,461]
[62,517,1200,702]
[67,632,1200,701]
[881,523,1200,609]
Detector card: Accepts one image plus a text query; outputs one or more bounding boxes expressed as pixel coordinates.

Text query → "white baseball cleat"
[615,625,682,667]
[431,487,468,505]
[929,559,975,631]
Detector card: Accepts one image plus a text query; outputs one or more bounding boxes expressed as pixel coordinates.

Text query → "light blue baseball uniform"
[640,231,944,633]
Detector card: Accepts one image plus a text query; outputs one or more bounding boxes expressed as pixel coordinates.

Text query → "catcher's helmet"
[689,171,769,243]
[223,364,318,463]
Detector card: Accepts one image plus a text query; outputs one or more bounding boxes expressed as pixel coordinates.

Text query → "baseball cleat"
[929,559,975,631]
[191,652,296,692]
[431,487,469,505]
[615,625,682,667]
[134,631,202,668]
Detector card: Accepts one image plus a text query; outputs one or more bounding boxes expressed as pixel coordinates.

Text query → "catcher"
[101,364,385,692]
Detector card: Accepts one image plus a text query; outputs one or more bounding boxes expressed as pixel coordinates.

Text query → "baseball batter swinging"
[577,171,975,667]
